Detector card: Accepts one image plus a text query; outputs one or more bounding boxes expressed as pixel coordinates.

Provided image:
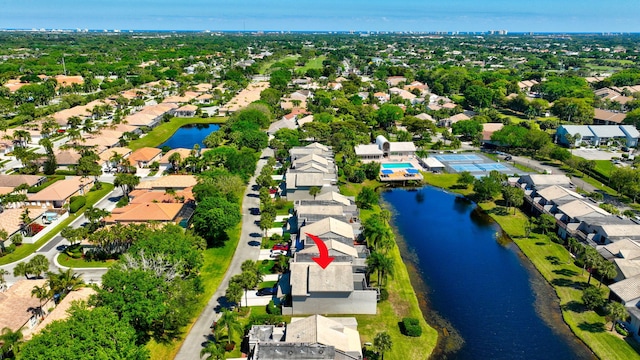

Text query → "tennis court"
[450,164,483,172]
[434,154,482,162]
[475,163,508,171]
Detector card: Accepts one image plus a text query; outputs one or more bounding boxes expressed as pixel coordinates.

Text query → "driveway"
[174,147,273,360]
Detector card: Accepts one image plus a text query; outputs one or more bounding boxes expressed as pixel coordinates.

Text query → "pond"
[382,187,594,360]
[158,123,220,149]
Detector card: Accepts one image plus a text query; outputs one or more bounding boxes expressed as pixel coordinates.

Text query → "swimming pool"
[381,163,414,169]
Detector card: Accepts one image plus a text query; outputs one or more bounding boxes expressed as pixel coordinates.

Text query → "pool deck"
[379,158,424,182]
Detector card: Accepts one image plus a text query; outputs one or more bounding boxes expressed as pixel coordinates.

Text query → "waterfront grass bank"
[341,180,438,359]
[128,116,226,150]
[422,173,640,360]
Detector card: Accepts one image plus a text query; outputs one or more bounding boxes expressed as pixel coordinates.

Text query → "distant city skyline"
[3,0,640,33]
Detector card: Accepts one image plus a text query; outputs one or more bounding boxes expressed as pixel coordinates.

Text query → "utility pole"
[62,55,67,76]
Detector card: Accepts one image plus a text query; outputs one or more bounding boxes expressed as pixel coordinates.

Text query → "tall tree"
[215,310,243,345]
[598,260,617,288]
[114,173,141,199]
[374,331,393,360]
[0,327,23,359]
[605,301,628,331]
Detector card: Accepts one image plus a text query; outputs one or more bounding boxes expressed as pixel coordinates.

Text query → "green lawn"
[56,255,116,268]
[127,117,226,150]
[355,240,438,360]
[0,183,115,266]
[295,55,326,74]
[146,223,242,360]
[258,54,300,74]
[594,160,615,178]
[275,201,294,216]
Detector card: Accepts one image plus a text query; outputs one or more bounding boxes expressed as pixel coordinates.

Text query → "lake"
[158,123,220,149]
[382,187,594,360]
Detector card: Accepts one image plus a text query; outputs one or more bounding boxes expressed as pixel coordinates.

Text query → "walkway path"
[174,147,273,360]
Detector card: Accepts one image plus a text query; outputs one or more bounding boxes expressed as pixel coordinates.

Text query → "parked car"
[272,243,290,251]
[257,287,277,296]
[504,155,512,161]
[270,249,287,257]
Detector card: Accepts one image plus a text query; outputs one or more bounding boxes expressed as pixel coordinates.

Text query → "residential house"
[386,76,407,87]
[0,175,45,189]
[0,279,48,338]
[249,315,363,360]
[556,125,639,147]
[298,217,356,248]
[54,149,82,168]
[98,147,131,171]
[415,113,435,122]
[27,288,96,340]
[599,239,640,281]
[289,261,377,315]
[439,113,470,127]
[158,148,193,170]
[196,93,213,104]
[104,202,189,225]
[373,92,389,103]
[296,114,314,128]
[28,177,93,209]
[267,118,297,137]
[174,104,198,118]
[481,123,504,145]
[609,277,640,339]
[517,79,539,93]
[594,88,632,106]
[136,175,198,191]
[285,172,337,201]
[593,109,627,126]
[289,143,333,163]
[127,147,162,168]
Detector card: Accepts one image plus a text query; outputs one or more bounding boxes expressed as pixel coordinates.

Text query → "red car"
[272,243,290,251]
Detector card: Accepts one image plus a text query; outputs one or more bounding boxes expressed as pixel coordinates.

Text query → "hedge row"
[69,196,86,213]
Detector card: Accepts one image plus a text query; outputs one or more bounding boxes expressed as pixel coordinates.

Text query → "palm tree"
[241,260,264,284]
[598,261,617,288]
[168,152,182,172]
[581,247,600,284]
[47,268,84,299]
[215,310,243,345]
[13,261,31,279]
[308,186,321,200]
[0,228,8,256]
[0,327,23,358]
[377,254,395,288]
[200,341,226,360]
[0,269,8,291]
[28,254,49,278]
[374,331,393,360]
[31,285,50,316]
[606,301,628,331]
[12,129,31,147]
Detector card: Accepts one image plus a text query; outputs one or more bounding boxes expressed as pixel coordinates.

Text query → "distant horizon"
[2,28,639,35]
[2,0,640,33]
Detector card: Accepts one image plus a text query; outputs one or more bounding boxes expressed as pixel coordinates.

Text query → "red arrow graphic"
[305,233,335,269]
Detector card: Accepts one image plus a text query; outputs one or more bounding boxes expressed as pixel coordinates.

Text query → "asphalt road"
[174,148,273,360]
[0,185,122,286]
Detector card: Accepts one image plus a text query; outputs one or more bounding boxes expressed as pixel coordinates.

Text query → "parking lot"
[572,148,629,161]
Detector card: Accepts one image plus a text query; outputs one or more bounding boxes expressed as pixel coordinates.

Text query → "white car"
[270,249,287,257]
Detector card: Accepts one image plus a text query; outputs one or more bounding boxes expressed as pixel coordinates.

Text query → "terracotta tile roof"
[129,187,194,204]
[54,75,84,86]
[128,147,162,165]
[0,207,46,236]
[105,202,185,223]
[159,148,193,164]
[0,175,45,188]
[27,287,96,340]
[98,147,131,163]
[0,279,47,332]
[136,175,197,189]
[28,177,93,202]
[54,149,82,165]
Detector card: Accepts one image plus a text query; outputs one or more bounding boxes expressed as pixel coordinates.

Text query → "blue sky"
[3,0,639,32]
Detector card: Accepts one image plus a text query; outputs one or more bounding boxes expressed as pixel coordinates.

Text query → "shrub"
[282,233,291,242]
[116,196,129,208]
[266,300,281,315]
[69,196,86,213]
[401,317,422,337]
[11,234,23,246]
[379,288,389,301]
[615,323,630,336]
[274,198,288,210]
[54,170,76,176]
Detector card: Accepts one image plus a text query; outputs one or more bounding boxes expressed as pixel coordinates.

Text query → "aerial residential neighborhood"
[1,18,640,360]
